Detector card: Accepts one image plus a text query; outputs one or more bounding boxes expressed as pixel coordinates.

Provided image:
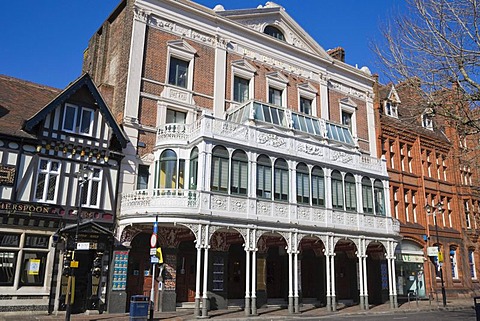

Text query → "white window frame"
[340,98,357,139]
[422,114,433,130]
[231,60,255,105]
[34,158,61,203]
[266,72,288,107]
[80,167,103,208]
[469,249,477,279]
[62,103,94,136]
[384,101,398,118]
[166,40,196,91]
[297,83,317,116]
[450,247,458,279]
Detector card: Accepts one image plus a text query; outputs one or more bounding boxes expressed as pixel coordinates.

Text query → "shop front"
[395,240,426,299]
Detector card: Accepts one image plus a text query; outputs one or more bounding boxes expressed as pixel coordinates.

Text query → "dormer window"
[384,101,398,118]
[264,25,285,41]
[422,114,433,130]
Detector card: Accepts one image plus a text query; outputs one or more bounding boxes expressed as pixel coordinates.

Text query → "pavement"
[0,297,477,321]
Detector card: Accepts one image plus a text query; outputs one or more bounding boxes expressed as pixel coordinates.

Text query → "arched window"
[159,149,177,188]
[331,171,343,209]
[362,177,373,214]
[311,166,325,207]
[374,180,385,216]
[257,155,272,199]
[296,163,309,204]
[211,146,229,192]
[231,150,248,195]
[264,25,285,41]
[344,173,356,211]
[189,147,198,189]
[274,159,289,201]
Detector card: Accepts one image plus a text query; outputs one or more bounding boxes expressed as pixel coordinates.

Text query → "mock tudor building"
[83,0,400,315]
[375,79,480,301]
[0,74,127,314]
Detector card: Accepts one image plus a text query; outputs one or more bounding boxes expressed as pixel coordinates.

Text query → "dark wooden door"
[176,252,196,302]
[266,257,283,298]
[227,246,245,299]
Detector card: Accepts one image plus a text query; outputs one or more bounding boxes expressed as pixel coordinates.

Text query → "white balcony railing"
[120,189,400,235]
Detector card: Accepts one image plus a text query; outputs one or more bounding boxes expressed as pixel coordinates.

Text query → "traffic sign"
[150,234,157,248]
[151,255,159,264]
[150,248,157,255]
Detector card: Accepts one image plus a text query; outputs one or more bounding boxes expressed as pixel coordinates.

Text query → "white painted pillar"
[288,232,294,314]
[201,225,209,317]
[325,245,332,311]
[194,224,202,317]
[331,236,337,311]
[320,77,329,120]
[387,249,394,309]
[363,251,369,310]
[293,232,299,313]
[358,247,365,309]
[324,169,333,209]
[251,230,257,315]
[391,241,398,308]
[213,39,227,118]
[244,231,251,316]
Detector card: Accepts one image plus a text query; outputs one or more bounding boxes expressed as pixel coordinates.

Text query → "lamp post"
[65,165,93,321]
[425,202,447,307]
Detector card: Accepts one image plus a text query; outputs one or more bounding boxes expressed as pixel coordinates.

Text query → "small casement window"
[311,166,325,207]
[362,177,373,214]
[80,167,102,208]
[189,147,199,190]
[469,249,477,279]
[268,87,283,106]
[166,109,187,124]
[344,173,356,211]
[230,150,248,195]
[422,114,433,130]
[159,149,178,189]
[450,246,458,279]
[137,165,149,190]
[34,158,61,203]
[296,163,310,205]
[168,57,189,88]
[385,101,398,117]
[233,76,250,103]
[331,171,344,209]
[374,180,385,216]
[211,146,229,193]
[264,25,285,41]
[342,110,353,133]
[274,159,289,201]
[62,104,94,135]
[257,155,272,199]
[300,97,312,115]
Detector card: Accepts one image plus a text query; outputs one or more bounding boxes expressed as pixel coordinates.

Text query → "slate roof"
[0,74,60,138]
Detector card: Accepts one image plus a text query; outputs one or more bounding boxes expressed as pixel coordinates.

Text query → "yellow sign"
[28,259,41,275]
[156,248,164,264]
[438,251,443,263]
[70,260,79,268]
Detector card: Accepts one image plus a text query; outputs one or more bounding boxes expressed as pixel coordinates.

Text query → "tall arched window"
[311,166,325,207]
[257,155,272,199]
[374,180,385,216]
[344,173,356,211]
[231,150,248,195]
[362,177,373,214]
[331,171,343,209]
[189,147,198,189]
[296,163,309,204]
[159,149,177,188]
[211,146,229,192]
[274,159,289,201]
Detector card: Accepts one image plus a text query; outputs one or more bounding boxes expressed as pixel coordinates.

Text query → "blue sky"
[0,0,403,89]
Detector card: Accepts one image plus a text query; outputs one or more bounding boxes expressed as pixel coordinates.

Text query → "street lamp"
[64,165,93,321]
[425,202,447,307]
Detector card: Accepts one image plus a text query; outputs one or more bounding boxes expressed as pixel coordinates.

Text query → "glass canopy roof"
[226,101,354,145]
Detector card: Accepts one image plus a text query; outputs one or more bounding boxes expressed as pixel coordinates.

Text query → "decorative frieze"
[298,143,323,156]
[257,133,286,147]
[328,80,368,100]
[331,151,353,164]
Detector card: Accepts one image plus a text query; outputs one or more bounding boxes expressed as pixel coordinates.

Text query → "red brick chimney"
[327,47,345,62]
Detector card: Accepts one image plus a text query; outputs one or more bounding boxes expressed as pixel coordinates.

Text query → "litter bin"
[130,295,149,321]
[475,296,480,321]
